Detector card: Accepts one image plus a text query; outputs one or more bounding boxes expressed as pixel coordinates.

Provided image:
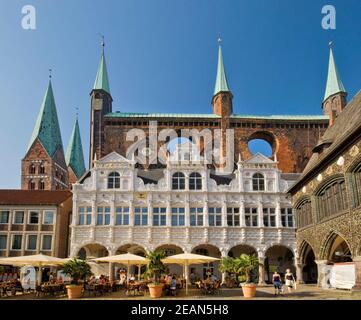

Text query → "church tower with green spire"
[66,117,86,184]
[322,42,347,126]
[89,39,113,168]
[21,78,69,190]
[212,39,233,117]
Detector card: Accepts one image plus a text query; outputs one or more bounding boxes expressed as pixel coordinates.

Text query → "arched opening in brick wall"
[247,131,276,158]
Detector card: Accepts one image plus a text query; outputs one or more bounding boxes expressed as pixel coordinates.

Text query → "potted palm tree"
[237,254,260,298]
[219,256,238,288]
[61,258,92,299]
[146,250,166,298]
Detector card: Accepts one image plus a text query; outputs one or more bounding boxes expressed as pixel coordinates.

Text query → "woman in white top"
[284,269,296,293]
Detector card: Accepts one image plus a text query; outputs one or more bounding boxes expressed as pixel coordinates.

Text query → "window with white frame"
[42,235,52,251]
[171,207,185,226]
[172,172,185,190]
[27,235,37,250]
[97,207,111,225]
[28,211,39,224]
[0,211,9,224]
[12,235,22,250]
[153,207,166,226]
[0,235,7,250]
[115,207,129,225]
[190,207,203,226]
[245,207,258,227]
[189,173,202,190]
[134,207,148,226]
[281,208,294,227]
[252,173,265,191]
[108,172,120,189]
[208,207,222,226]
[13,211,24,224]
[78,206,92,225]
[43,211,55,225]
[263,207,276,227]
[227,207,240,226]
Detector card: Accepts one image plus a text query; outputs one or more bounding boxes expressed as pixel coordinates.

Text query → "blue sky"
[0,0,360,188]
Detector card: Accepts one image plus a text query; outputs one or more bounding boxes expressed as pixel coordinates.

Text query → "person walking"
[272,271,282,296]
[284,269,296,294]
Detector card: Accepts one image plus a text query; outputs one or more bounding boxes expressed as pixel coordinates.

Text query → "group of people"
[88,274,110,285]
[272,269,297,296]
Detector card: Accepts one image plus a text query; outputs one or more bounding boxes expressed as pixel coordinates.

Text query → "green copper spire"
[324,42,346,101]
[27,79,64,157]
[93,41,111,94]
[214,40,230,96]
[66,117,86,179]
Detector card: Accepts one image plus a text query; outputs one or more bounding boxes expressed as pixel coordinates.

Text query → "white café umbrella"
[0,254,65,284]
[91,253,148,282]
[162,253,220,295]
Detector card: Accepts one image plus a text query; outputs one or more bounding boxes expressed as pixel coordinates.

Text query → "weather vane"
[75,107,79,118]
[49,68,52,79]
[218,35,222,44]
[329,41,333,48]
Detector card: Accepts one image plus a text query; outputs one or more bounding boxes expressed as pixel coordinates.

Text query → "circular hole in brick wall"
[248,139,273,157]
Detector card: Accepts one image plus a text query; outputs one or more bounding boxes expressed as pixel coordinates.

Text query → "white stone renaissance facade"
[70,143,298,283]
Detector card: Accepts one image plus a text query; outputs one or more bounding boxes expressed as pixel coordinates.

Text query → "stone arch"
[114,243,148,279]
[345,155,361,207]
[155,244,185,276]
[227,244,258,258]
[75,242,109,259]
[154,244,184,256]
[247,131,278,156]
[293,195,312,210]
[313,173,345,196]
[191,244,222,280]
[115,243,147,256]
[264,245,295,282]
[319,231,353,262]
[298,240,318,284]
[71,241,110,258]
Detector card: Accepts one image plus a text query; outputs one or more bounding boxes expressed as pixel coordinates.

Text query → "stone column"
[129,201,134,227]
[258,256,266,285]
[315,260,329,288]
[240,201,245,227]
[185,198,190,227]
[258,200,264,228]
[352,256,361,292]
[203,200,209,227]
[91,198,97,226]
[166,200,172,227]
[296,262,305,284]
[221,250,228,285]
[109,262,114,282]
[275,200,282,228]
[221,199,227,227]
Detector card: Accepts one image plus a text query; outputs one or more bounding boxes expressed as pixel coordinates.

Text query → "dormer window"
[252,173,265,191]
[108,172,120,189]
[172,172,185,190]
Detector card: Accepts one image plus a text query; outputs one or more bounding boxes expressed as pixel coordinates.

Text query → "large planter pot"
[148,284,164,298]
[66,285,83,299]
[241,283,257,298]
